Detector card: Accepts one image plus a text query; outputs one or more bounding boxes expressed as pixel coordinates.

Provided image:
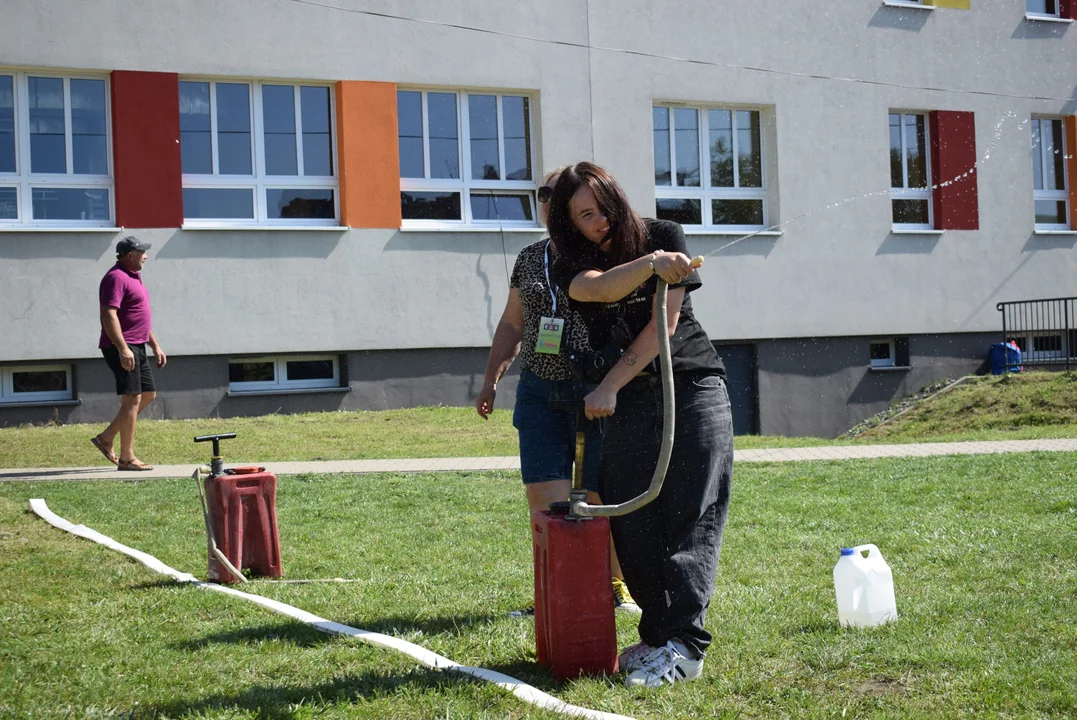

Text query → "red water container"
[205,470,282,583]
[532,509,618,680]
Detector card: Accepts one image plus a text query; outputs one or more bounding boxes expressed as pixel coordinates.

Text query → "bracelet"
[648,252,657,274]
[483,380,497,389]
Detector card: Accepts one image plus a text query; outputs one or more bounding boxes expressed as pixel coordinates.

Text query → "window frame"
[1025,0,1063,20]
[889,110,934,231]
[869,339,897,369]
[228,355,340,392]
[397,88,538,229]
[652,103,768,232]
[0,364,73,404]
[179,78,339,228]
[1030,332,1066,360]
[0,69,115,228]
[1031,116,1070,231]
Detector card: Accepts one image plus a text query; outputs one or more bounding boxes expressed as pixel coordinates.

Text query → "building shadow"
[1022,232,1077,252]
[156,227,345,260]
[868,5,931,32]
[876,232,940,255]
[0,232,117,260]
[1010,17,1070,39]
[706,235,779,258]
[847,369,905,405]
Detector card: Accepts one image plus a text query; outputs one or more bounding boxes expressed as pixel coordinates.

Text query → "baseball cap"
[116,235,152,256]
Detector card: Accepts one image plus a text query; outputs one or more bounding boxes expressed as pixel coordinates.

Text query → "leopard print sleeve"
[512,240,592,381]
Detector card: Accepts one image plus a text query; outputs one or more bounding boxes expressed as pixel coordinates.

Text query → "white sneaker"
[624,641,703,688]
[618,641,658,672]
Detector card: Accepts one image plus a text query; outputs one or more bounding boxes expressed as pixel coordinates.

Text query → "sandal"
[90,435,118,465]
[117,459,154,471]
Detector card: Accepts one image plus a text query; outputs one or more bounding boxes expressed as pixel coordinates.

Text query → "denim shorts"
[512,369,602,491]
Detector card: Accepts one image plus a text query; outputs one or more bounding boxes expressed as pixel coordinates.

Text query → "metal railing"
[997,296,1076,371]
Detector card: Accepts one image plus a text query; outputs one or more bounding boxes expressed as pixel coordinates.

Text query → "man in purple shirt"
[90,236,166,471]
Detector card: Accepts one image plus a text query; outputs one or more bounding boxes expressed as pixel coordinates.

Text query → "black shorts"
[101,343,156,396]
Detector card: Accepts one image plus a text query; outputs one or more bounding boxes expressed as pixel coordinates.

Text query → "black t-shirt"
[551,219,725,377]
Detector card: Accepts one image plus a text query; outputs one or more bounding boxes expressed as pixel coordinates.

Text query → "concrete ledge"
[227,385,353,398]
[0,399,82,409]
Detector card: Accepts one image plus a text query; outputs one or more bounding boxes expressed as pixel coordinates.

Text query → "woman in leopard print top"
[476,168,637,615]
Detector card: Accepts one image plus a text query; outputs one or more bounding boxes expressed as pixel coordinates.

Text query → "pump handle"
[194,433,237,461]
[194,433,237,443]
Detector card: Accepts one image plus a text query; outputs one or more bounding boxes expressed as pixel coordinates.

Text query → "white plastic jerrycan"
[833,544,898,627]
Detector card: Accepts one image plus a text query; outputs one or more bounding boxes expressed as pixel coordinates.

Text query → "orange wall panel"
[335,81,401,229]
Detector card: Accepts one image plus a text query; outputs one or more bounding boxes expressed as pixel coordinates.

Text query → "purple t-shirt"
[98,264,152,349]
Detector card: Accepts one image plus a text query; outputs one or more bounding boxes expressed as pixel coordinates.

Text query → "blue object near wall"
[989,343,1022,375]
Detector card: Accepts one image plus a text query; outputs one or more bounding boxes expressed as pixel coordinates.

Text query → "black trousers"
[599,372,734,658]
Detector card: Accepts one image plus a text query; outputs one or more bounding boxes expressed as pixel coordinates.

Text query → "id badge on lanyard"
[535,241,565,355]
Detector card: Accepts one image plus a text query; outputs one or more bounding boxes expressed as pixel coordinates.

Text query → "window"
[0,71,113,227]
[869,340,896,369]
[1012,332,1069,362]
[869,338,910,369]
[228,355,340,392]
[179,80,337,225]
[1032,334,1063,355]
[1026,0,1062,18]
[1031,118,1069,230]
[653,105,767,230]
[397,89,536,226]
[889,112,933,229]
[0,365,72,404]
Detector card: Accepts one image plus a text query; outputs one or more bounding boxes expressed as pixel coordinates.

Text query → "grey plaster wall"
[1,1,1075,378]
[756,332,999,438]
[0,348,516,427]
[1,332,996,439]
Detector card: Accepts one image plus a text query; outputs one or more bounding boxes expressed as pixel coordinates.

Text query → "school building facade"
[1,0,1075,437]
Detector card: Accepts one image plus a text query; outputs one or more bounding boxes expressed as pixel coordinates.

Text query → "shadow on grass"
[178,621,330,650]
[784,618,842,637]
[143,666,490,719]
[475,658,564,693]
[127,579,190,591]
[340,612,503,638]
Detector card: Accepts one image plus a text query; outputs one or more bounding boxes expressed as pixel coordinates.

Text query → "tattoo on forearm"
[623,350,638,367]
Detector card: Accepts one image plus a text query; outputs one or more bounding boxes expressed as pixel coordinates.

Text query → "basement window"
[869,338,910,370]
[0,364,73,404]
[228,355,340,392]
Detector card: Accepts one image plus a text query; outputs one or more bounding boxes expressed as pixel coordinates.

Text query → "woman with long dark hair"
[547,162,734,688]
[476,167,639,617]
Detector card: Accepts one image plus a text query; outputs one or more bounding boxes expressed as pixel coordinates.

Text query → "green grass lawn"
[0,406,839,469]
[2,453,1076,718]
[856,371,1077,443]
[1,371,1076,469]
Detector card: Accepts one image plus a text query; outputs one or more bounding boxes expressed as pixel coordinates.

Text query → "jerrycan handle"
[852,544,882,559]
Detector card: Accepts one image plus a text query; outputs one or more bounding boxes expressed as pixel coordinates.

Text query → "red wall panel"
[929,110,979,231]
[110,71,183,228]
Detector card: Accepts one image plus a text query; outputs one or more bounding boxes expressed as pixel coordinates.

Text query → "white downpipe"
[28,499,637,720]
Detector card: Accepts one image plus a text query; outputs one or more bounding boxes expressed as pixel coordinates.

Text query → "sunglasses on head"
[537,185,553,203]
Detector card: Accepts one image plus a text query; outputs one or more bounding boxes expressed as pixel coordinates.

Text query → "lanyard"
[543,240,558,315]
